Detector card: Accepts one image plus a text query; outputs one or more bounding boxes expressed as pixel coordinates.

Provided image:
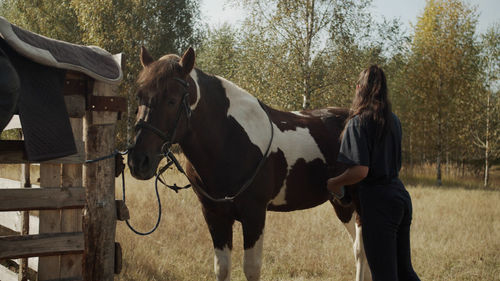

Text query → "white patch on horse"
[291,111,307,117]
[214,246,231,281]
[244,233,264,281]
[189,69,201,110]
[269,125,326,205]
[218,77,326,206]
[344,212,371,281]
[219,77,270,155]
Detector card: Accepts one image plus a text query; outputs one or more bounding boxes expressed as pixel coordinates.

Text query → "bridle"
[134,77,193,190]
[93,75,273,236]
[134,76,275,203]
[135,77,192,154]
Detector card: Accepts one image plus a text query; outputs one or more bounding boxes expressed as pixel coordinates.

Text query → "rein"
[193,100,274,203]
[87,77,275,235]
[136,77,275,203]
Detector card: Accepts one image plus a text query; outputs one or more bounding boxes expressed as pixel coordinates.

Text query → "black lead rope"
[86,148,188,236]
[121,165,163,236]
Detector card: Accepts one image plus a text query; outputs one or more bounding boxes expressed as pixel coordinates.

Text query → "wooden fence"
[0,69,127,281]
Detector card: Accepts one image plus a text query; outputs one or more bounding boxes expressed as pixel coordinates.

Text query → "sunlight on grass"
[115,165,500,281]
[1,160,497,280]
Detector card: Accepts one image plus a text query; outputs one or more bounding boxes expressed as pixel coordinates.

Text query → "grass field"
[0,163,498,280]
[114,166,500,281]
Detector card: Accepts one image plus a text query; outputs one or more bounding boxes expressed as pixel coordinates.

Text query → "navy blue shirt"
[337,113,403,187]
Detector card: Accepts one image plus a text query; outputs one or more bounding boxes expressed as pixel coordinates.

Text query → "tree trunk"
[484,153,489,188]
[436,154,442,186]
[484,94,491,188]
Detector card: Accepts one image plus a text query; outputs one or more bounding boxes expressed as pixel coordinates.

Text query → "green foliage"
[406,0,481,170]
[204,0,398,110]
[1,0,498,183]
[0,0,201,147]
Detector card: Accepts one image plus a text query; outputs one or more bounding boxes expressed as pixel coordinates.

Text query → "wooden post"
[37,163,62,280]
[18,163,30,281]
[83,79,119,281]
[60,117,84,278]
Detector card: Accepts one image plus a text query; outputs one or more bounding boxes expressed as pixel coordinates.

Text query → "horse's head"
[128,46,196,180]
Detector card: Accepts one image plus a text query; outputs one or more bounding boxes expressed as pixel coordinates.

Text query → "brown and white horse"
[128,47,371,281]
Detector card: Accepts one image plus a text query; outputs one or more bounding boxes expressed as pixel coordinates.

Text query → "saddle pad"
[1,39,76,161]
[0,16,122,84]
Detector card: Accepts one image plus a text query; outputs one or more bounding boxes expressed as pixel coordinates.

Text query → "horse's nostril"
[139,155,150,170]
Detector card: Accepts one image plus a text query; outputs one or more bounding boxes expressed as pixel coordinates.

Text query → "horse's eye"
[134,107,138,115]
[167,99,176,106]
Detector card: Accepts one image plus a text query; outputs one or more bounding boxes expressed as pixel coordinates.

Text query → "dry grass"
[115,167,500,281]
[1,162,498,280]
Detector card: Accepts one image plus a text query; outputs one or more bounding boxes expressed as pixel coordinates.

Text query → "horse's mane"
[137,54,181,91]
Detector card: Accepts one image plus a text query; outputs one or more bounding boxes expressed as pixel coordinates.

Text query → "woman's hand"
[327,178,345,199]
[327,165,369,200]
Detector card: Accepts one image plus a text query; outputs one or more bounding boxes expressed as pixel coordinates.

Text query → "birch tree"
[408,0,480,185]
[474,23,500,187]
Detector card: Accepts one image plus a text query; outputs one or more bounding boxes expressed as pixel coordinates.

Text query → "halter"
[134,77,275,203]
[135,77,193,191]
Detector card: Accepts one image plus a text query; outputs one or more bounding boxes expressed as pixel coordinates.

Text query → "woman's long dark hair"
[345,65,392,140]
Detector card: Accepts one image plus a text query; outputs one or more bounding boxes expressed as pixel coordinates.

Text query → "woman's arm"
[327,165,369,197]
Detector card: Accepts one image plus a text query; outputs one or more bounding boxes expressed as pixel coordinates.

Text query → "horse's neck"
[180,73,269,188]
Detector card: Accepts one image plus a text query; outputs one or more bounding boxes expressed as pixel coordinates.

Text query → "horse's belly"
[267,156,331,212]
[263,120,340,212]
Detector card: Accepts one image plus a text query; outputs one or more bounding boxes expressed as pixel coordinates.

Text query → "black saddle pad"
[1,39,76,161]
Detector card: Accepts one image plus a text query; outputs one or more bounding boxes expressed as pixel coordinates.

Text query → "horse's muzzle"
[128,148,157,180]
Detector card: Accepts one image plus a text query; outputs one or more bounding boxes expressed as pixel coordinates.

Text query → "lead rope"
[86,149,167,236]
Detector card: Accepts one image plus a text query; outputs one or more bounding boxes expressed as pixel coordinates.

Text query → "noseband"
[134,76,275,203]
[134,77,193,189]
[135,77,192,149]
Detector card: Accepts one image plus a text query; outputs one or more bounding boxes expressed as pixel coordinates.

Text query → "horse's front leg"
[241,207,266,281]
[203,207,235,281]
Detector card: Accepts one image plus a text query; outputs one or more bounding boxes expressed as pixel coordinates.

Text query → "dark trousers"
[359,184,420,281]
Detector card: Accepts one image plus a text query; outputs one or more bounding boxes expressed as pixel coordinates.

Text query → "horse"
[128,47,372,281]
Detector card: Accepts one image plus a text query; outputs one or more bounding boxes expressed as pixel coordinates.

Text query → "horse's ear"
[179,47,195,75]
[140,46,154,67]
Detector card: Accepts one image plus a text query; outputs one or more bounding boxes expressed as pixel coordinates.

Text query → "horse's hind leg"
[203,209,235,281]
[343,212,372,281]
[241,208,266,281]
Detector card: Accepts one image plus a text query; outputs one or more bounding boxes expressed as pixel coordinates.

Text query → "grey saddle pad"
[0,16,122,83]
[0,17,123,161]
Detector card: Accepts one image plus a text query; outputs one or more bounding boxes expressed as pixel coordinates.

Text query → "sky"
[201,0,500,34]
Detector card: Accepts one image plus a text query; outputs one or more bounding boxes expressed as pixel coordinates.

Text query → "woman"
[327,65,420,281]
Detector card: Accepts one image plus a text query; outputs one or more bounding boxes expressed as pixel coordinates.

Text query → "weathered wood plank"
[60,117,84,279]
[0,140,84,164]
[0,187,85,211]
[0,258,38,281]
[114,242,122,274]
[19,163,31,281]
[64,95,86,118]
[0,224,19,236]
[83,78,119,281]
[0,232,84,259]
[115,200,130,221]
[38,163,62,280]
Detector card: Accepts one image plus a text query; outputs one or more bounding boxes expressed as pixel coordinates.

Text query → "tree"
[0,0,201,146]
[407,0,480,185]
[196,24,241,79]
[473,23,500,187]
[229,0,377,110]
[0,0,82,43]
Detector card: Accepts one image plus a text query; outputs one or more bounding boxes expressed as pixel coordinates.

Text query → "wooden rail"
[0,187,85,211]
[0,140,85,164]
[0,232,84,259]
